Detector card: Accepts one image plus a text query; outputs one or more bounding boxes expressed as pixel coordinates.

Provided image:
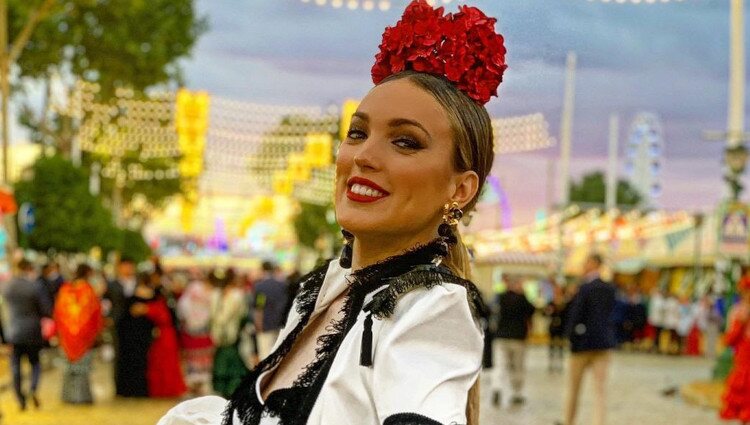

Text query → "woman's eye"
[393,138,422,150]
[346,129,366,140]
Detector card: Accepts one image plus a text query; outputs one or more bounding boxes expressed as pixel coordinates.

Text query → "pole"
[0,0,9,185]
[558,52,577,206]
[728,0,745,148]
[606,114,619,211]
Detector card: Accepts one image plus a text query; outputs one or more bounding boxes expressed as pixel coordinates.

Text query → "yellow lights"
[339,99,359,142]
[176,88,211,232]
[305,133,333,167]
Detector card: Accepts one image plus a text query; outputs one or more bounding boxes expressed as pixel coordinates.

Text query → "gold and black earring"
[436,202,463,262]
[339,229,354,269]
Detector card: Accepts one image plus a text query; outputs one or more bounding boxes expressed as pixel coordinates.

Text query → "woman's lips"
[346,177,389,203]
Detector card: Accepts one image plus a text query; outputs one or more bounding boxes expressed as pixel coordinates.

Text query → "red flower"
[371,0,507,105]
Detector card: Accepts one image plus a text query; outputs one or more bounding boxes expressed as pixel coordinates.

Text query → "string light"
[300,0,459,11]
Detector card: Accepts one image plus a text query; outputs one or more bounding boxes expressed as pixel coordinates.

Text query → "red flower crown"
[371,0,508,106]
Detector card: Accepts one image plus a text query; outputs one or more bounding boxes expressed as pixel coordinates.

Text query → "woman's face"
[335,78,478,243]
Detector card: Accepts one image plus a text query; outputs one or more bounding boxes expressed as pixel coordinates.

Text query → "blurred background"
[0,0,746,424]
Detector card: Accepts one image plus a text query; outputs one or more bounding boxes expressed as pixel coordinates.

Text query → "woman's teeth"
[351,184,384,198]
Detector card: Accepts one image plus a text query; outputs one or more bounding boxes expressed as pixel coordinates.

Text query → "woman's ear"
[451,170,479,209]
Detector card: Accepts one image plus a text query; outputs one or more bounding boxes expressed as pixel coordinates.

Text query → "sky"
[26,0,746,225]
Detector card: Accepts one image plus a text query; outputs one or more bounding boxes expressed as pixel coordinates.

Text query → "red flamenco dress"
[145,294,187,398]
[720,303,750,423]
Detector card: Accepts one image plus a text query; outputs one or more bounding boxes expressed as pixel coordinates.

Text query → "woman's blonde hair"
[380,70,495,425]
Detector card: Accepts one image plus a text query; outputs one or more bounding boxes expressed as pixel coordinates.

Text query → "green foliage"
[569,171,643,207]
[11,0,208,97]
[120,228,152,263]
[14,155,120,253]
[293,202,340,252]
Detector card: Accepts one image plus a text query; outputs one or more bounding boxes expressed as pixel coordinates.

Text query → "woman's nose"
[353,139,382,171]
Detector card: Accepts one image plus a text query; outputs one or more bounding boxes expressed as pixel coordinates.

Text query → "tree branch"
[8,0,57,64]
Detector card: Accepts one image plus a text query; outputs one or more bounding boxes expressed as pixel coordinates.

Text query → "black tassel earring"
[339,229,354,269]
[434,202,463,265]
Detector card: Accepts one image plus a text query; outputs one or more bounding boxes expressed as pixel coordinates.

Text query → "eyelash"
[345,129,423,150]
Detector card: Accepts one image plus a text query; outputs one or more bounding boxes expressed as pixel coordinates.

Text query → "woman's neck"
[350,231,438,271]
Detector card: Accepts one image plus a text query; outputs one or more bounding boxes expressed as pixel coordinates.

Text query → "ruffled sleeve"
[371,284,483,425]
[157,396,233,425]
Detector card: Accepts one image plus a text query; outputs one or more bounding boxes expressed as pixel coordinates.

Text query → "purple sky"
[179,0,749,224]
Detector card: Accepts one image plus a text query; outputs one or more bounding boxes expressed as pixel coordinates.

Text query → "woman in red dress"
[131,272,187,398]
[721,277,750,424]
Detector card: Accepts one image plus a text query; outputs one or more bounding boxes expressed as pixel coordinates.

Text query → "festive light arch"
[299,0,462,11]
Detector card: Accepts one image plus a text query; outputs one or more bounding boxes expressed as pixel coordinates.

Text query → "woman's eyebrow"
[387,118,432,141]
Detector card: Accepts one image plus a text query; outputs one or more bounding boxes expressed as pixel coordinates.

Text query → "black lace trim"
[369,265,487,321]
[383,412,444,425]
[224,241,448,425]
[222,261,331,425]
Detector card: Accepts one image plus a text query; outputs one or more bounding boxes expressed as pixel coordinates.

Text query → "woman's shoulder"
[157,396,232,425]
[370,265,486,322]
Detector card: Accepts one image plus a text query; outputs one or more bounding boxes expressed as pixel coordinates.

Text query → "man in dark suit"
[557,254,616,425]
[2,259,52,410]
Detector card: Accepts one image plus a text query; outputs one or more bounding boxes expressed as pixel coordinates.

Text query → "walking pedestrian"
[253,261,288,360]
[556,254,616,425]
[491,274,536,407]
[2,259,52,410]
[720,276,750,424]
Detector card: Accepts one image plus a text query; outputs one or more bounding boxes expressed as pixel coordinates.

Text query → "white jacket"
[158,258,483,425]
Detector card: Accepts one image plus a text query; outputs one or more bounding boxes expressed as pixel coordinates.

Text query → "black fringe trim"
[383,412,443,425]
[369,265,487,321]
[222,260,331,425]
[222,239,472,425]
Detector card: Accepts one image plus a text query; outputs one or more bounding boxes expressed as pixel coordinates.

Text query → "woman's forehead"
[357,79,451,133]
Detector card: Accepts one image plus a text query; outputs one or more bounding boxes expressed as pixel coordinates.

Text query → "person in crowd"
[676,294,696,355]
[490,274,535,407]
[720,276,750,424]
[54,264,103,404]
[545,283,568,374]
[38,261,64,306]
[557,254,616,425]
[2,259,52,410]
[253,261,289,360]
[159,2,505,423]
[210,268,249,398]
[648,287,667,353]
[282,269,302,322]
[131,271,187,398]
[110,259,154,397]
[696,292,723,358]
[177,269,215,395]
[663,293,681,355]
[628,288,648,351]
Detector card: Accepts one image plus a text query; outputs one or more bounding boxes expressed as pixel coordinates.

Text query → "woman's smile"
[346,176,390,203]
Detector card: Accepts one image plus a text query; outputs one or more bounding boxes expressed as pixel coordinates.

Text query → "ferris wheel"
[624,112,665,205]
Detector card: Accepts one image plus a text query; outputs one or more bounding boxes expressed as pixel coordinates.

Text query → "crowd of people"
[1,251,749,424]
[0,256,297,413]
[485,255,750,425]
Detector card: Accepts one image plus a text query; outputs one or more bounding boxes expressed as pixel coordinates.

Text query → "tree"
[293,201,341,255]
[13,154,150,260]
[10,0,206,220]
[569,171,643,207]
[14,154,121,253]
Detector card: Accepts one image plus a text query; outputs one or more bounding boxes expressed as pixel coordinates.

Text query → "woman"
[54,264,103,404]
[132,272,188,398]
[209,268,250,398]
[721,277,750,424]
[159,1,506,424]
[178,270,216,395]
